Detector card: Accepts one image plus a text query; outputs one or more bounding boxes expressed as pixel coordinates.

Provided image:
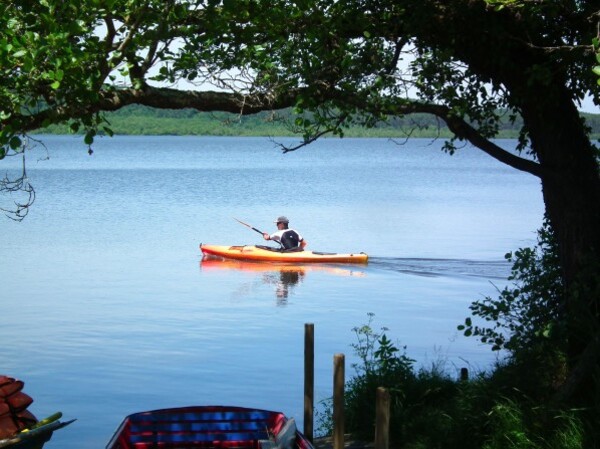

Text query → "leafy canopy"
[2,0,598,151]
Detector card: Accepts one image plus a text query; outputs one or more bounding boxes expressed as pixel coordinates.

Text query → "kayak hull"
[200,244,368,264]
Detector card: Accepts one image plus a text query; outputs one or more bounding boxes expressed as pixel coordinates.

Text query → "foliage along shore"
[36,104,600,139]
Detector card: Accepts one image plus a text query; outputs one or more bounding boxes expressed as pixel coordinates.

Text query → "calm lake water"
[0,135,544,449]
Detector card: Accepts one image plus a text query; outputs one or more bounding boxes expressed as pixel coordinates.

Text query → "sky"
[579,95,599,113]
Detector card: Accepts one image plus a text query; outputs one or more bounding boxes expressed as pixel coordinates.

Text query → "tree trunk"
[522,90,600,405]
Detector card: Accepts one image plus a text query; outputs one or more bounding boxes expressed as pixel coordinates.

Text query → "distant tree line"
[37,104,600,139]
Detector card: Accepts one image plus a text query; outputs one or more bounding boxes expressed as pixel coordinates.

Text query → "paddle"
[233,218,284,248]
[233,217,265,236]
[0,414,76,449]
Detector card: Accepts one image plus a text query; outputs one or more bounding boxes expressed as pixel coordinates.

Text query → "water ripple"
[368,257,511,280]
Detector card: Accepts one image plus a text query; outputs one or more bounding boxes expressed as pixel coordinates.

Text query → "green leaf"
[9,135,22,149]
[593,65,600,76]
[84,130,95,145]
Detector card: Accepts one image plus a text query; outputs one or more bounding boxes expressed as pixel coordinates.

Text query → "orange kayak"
[200,244,368,264]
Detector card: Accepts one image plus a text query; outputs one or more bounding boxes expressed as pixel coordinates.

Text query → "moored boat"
[200,244,368,264]
[0,375,74,449]
[106,405,313,449]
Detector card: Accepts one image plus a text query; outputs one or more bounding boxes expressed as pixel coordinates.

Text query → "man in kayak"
[263,216,307,250]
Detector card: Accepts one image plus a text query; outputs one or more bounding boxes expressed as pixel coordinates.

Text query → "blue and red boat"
[106,406,313,449]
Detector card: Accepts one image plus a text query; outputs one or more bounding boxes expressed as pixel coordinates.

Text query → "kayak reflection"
[199,256,366,303]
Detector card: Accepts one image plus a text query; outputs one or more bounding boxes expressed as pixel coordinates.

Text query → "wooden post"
[460,367,469,381]
[374,387,390,449]
[304,323,314,443]
[333,354,345,449]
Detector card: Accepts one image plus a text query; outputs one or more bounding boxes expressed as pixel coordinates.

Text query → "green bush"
[316,311,585,448]
[458,220,565,355]
[316,313,493,448]
[458,220,570,401]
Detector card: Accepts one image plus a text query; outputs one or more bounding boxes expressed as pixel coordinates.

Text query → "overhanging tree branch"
[331,94,548,179]
[4,83,548,183]
[426,104,547,179]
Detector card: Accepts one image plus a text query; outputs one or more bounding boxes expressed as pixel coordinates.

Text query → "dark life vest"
[280,230,301,249]
[0,375,38,438]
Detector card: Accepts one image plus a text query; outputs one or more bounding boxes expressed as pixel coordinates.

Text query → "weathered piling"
[333,354,345,449]
[304,323,314,443]
[374,387,390,449]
